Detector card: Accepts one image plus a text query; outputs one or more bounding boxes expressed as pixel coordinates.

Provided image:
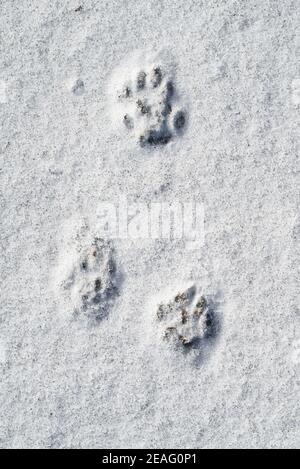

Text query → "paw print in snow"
[63,238,119,323]
[117,63,186,146]
[156,285,216,349]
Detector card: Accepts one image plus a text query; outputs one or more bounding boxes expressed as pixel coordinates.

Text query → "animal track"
[156,285,217,350]
[62,238,119,322]
[116,63,186,146]
[71,78,84,96]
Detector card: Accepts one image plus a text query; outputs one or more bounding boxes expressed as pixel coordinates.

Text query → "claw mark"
[137,71,146,90]
[174,110,186,130]
[151,67,163,88]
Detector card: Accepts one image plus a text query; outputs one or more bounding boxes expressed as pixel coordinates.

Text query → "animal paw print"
[156,285,215,349]
[118,64,186,146]
[63,238,119,322]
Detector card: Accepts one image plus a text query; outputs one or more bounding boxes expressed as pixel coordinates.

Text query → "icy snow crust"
[0,0,299,449]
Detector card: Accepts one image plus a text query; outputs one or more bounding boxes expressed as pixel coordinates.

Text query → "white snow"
[0,0,299,449]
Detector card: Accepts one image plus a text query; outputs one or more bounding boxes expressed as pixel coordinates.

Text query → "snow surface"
[0,0,299,449]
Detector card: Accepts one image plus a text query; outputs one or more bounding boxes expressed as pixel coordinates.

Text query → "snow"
[0,0,299,449]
